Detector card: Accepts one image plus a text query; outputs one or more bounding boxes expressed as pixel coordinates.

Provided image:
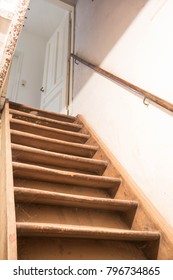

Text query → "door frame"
[52,0,75,116]
[67,9,74,115]
[1,0,75,114]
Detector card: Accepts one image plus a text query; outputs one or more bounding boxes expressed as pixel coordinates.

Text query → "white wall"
[7,30,46,108]
[25,0,67,40]
[73,0,173,228]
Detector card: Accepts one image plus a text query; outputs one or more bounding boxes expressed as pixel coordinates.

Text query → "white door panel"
[41,12,70,114]
[43,89,62,112]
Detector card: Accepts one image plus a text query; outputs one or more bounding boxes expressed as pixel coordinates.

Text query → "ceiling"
[24,0,67,39]
[57,0,77,6]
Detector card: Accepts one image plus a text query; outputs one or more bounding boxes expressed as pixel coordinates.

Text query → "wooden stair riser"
[11,130,98,158]
[17,238,147,260]
[10,109,82,132]
[16,203,128,230]
[12,144,108,175]
[10,119,89,144]
[14,178,112,200]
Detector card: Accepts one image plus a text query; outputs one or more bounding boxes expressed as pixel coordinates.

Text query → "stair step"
[13,162,121,190]
[9,101,76,123]
[17,222,160,241]
[14,187,138,212]
[17,237,148,260]
[12,144,108,175]
[10,119,89,144]
[10,109,82,132]
[11,130,98,158]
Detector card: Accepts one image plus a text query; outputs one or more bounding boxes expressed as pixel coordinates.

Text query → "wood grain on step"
[9,101,76,123]
[13,162,121,189]
[14,187,138,212]
[10,109,82,132]
[10,118,89,144]
[12,143,108,175]
[17,222,160,241]
[11,130,98,158]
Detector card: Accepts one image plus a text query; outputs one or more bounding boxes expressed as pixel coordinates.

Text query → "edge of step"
[14,187,138,212]
[17,222,160,242]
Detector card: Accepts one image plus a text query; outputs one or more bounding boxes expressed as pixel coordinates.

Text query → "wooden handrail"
[71,54,173,114]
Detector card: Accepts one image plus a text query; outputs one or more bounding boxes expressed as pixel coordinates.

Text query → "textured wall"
[73,0,173,228]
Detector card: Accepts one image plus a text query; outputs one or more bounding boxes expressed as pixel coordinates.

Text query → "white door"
[40,12,70,114]
[6,52,23,102]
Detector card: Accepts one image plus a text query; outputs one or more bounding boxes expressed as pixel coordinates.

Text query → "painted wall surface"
[73,0,173,228]
[25,0,66,39]
[7,30,46,108]
[0,0,30,94]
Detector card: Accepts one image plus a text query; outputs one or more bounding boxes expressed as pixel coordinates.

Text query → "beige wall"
[73,0,173,228]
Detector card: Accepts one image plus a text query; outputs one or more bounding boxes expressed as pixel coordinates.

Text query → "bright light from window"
[0,0,19,13]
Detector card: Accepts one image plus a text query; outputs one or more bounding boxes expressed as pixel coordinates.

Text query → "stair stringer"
[77,114,173,260]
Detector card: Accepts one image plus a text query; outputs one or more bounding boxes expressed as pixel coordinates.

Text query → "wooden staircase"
[0,100,173,260]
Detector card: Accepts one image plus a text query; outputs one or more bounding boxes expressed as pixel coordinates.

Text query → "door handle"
[40,87,44,92]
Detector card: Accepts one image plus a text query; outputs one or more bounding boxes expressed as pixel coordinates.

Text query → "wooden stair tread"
[10,109,82,132]
[17,222,160,241]
[13,162,121,189]
[11,130,98,158]
[12,144,108,174]
[14,187,138,211]
[10,118,89,144]
[9,101,76,123]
